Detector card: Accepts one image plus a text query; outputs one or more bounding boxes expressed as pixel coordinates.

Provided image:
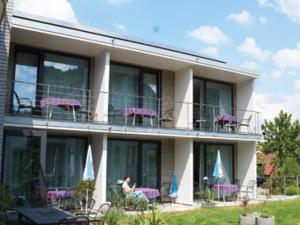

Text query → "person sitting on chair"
[122,175,148,202]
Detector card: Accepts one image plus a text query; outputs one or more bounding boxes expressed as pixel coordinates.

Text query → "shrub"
[203,187,214,202]
[272,186,282,195]
[285,185,298,196]
[125,195,137,210]
[137,198,149,212]
[105,207,123,225]
[261,207,272,218]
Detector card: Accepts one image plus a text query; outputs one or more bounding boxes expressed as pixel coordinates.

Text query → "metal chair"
[239,179,256,200]
[159,109,173,126]
[238,115,252,133]
[160,182,171,202]
[13,91,33,114]
[58,216,89,225]
[88,203,111,225]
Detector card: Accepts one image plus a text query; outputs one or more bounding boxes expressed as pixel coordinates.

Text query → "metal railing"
[6,80,261,135]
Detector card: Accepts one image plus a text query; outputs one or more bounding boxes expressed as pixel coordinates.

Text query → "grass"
[123,198,300,225]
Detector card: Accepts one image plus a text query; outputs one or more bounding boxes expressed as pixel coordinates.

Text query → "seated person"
[122,175,148,202]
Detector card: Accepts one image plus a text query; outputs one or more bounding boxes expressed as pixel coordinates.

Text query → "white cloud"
[276,0,300,23]
[259,16,268,24]
[107,0,131,5]
[113,22,126,33]
[294,79,300,91]
[201,47,219,57]
[227,10,253,24]
[256,92,300,121]
[188,26,229,45]
[272,43,300,68]
[240,61,260,71]
[257,0,269,6]
[271,70,284,78]
[238,37,271,61]
[14,0,78,24]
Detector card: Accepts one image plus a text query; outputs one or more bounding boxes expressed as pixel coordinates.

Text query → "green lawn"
[161,198,300,225]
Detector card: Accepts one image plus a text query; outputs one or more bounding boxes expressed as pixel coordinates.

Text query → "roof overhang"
[11,12,259,83]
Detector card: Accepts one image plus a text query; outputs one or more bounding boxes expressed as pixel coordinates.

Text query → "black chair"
[13,91,33,114]
[58,216,89,225]
[3,209,18,225]
[88,203,111,225]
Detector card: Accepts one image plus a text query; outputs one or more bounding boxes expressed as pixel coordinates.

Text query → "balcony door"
[108,63,160,126]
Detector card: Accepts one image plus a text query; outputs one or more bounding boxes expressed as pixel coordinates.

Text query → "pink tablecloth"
[46,190,75,202]
[122,108,157,117]
[135,188,160,199]
[212,184,238,192]
[40,98,81,108]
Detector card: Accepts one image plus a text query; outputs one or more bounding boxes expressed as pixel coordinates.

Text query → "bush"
[125,195,137,210]
[285,185,298,196]
[136,198,149,212]
[105,207,122,225]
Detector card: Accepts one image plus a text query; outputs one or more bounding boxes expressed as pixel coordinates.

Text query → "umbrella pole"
[218,178,220,202]
[85,189,88,214]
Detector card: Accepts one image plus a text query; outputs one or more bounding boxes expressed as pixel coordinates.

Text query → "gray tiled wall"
[0,0,13,178]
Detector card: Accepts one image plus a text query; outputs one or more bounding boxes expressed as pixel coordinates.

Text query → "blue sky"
[15,0,300,120]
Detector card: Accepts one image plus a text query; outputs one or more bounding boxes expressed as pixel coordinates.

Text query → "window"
[45,137,86,188]
[108,63,160,125]
[107,139,160,195]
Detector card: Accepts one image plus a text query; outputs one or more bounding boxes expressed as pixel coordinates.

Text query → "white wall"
[236,141,257,198]
[174,67,193,129]
[93,51,110,123]
[236,79,257,133]
[92,133,108,207]
[174,138,193,205]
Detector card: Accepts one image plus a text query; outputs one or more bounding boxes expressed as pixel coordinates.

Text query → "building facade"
[0,1,260,207]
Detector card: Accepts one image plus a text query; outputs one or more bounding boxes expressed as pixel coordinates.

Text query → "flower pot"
[239,215,256,225]
[201,201,216,208]
[257,216,275,225]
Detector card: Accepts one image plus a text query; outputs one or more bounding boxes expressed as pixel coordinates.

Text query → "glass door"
[13,52,39,114]
[3,130,46,207]
[141,142,159,188]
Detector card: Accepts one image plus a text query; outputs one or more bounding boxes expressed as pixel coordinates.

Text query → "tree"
[261,111,300,168]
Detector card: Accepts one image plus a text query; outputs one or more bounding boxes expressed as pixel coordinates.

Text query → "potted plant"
[239,197,256,225]
[201,187,216,208]
[74,180,95,208]
[257,201,275,225]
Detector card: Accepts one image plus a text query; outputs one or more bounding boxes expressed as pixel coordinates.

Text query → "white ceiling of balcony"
[11,26,256,83]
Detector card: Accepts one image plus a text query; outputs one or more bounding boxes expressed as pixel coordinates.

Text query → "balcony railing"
[6,81,261,136]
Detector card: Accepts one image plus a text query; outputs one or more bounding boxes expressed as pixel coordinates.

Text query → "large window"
[193,78,233,130]
[12,48,89,120]
[107,139,160,192]
[45,137,86,188]
[109,63,160,125]
[194,143,234,186]
[3,130,87,207]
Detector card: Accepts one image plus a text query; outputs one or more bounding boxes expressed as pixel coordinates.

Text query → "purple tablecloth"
[136,188,160,199]
[40,98,81,108]
[215,115,237,124]
[122,108,157,117]
[212,184,238,192]
[46,190,75,202]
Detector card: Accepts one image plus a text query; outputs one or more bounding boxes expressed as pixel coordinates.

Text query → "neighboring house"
[257,151,276,177]
[0,0,260,207]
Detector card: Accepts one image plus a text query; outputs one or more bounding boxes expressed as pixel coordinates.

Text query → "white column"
[92,134,108,207]
[174,67,193,129]
[93,51,110,123]
[174,138,193,205]
[236,141,257,197]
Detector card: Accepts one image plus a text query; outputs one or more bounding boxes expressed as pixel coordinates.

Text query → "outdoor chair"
[160,182,171,202]
[3,209,18,225]
[159,109,173,126]
[13,91,33,114]
[239,179,256,200]
[58,216,89,225]
[88,203,111,225]
[238,115,252,133]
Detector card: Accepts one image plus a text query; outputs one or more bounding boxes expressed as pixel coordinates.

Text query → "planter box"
[201,202,216,208]
[257,216,275,225]
[239,215,256,225]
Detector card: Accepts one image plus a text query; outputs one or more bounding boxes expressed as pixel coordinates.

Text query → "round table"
[135,188,160,199]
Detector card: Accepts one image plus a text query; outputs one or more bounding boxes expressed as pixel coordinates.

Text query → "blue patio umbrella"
[83,145,94,213]
[213,150,224,201]
[169,171,178,202]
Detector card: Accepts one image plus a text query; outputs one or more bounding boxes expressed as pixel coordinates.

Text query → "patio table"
[40,97,81,121]
[122,108,158,126]
[15,207,76,225]
[212,184,239,202]
[214,115,237,131]
[46,190,75,203]
[135,188,160,199]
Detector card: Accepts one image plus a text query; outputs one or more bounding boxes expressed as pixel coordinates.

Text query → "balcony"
[5,81,261,138]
